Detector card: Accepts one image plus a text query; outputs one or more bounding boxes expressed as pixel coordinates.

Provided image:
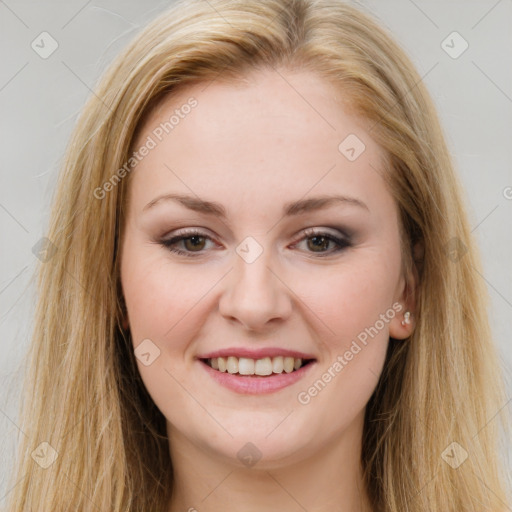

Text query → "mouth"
[200,356,316,376]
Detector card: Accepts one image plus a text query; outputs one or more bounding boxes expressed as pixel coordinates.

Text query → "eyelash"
[159,227,352,258]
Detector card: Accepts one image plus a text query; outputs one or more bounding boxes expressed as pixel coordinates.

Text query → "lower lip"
[198,359,316,394]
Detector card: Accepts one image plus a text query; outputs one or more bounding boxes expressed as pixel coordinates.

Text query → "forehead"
[127,67,391,220]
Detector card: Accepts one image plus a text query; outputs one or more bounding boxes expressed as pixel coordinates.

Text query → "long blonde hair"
[6,0,511,510]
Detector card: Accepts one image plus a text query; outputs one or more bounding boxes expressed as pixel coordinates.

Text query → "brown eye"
[160,227,351,258]
[160,230,214,257]
[306,234,334,252]
[294,228,352,257]
[182,235,207,252]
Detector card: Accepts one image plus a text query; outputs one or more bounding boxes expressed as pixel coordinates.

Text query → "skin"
[119,67,416,512]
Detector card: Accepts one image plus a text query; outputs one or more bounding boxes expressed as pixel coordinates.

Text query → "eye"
[159,227,352,258]
[292,227,352,257]
[159,229,214,257]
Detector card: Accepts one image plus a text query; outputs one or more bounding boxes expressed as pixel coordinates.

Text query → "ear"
[120,300,130,331]
[389,241,421,340]
[121,314,129,331]
[118,290,130,331]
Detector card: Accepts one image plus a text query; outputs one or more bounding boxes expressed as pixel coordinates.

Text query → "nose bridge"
[218,235,291,328]
[237,239,274,293]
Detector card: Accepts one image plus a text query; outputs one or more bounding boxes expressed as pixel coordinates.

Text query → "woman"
[6,0,511,510]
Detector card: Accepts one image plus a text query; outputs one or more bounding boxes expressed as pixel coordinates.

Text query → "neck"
[166,411,373,512]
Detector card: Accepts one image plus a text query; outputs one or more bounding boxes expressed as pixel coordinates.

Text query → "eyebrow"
[143,193,370,217]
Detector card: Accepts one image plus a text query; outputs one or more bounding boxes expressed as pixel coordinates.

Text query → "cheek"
[122,236,400,355]
[120,243,207,415]
[121,239,204,346]
[303,255,400,346]
[293,254,398,411]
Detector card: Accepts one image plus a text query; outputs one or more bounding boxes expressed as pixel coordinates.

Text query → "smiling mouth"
[200,356,315,376]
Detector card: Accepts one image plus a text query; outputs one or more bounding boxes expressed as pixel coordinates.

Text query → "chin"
[195,416,321,469]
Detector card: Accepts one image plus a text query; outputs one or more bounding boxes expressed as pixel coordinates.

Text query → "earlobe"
[390,244,420,340]
[401,311,411,326]
[389,306,414,340]
[390,270,416,340]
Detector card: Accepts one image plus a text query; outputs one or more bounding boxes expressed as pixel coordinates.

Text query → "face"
[119,67,414,468]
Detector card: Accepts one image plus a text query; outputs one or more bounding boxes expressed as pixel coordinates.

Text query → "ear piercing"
[401,311,411,326]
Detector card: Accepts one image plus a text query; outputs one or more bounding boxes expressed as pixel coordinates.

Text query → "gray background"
[1,0,511,502]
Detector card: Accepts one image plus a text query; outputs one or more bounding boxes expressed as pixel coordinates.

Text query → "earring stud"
[401,311,411,326]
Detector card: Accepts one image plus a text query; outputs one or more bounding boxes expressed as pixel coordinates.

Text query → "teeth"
[238,357,254,375]
[207,356,309,375]
[272,356,284,373]
[254,357,272,376]
[226,356,238,374]
[283,357,294,373]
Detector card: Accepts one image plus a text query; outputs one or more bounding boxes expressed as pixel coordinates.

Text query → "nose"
[218,245,292,332]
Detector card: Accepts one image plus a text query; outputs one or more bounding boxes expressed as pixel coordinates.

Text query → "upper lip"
[197,347,316,360]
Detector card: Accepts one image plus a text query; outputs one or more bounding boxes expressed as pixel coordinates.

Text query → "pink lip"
[197,347,316,360]
[197,359,316,395]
